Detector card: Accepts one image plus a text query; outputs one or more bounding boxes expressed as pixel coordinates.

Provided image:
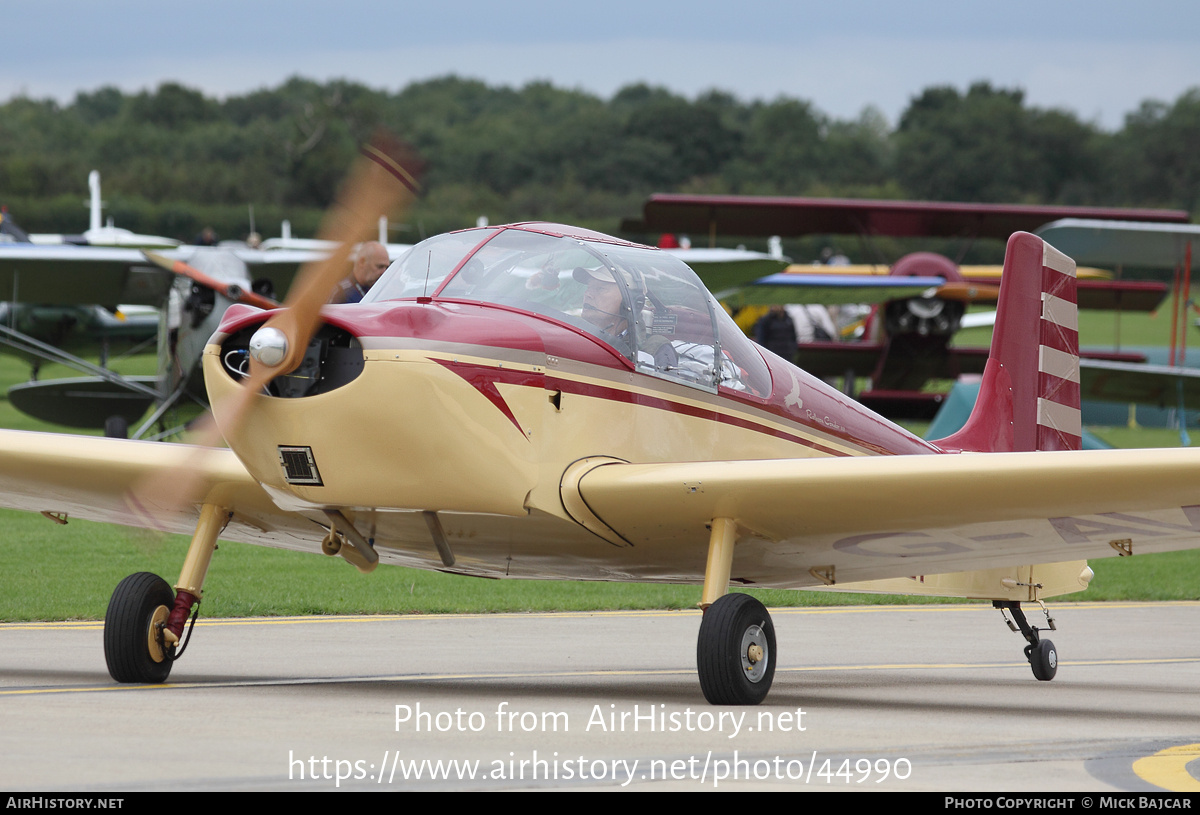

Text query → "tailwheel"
[1027,639,1057,682]
[996,600,1058,682]
[104,572,176,683]
[697,593,775,705]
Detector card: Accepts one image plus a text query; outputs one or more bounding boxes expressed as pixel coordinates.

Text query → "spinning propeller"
[128,135,422,516]
[212,136,421,440]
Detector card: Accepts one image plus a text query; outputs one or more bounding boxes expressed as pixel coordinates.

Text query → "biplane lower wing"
[1080,358,1200,410]
[716,274,945,307]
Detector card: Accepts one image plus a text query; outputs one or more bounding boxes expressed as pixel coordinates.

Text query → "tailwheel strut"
[103,503,229,683]
[995,600,1058,682]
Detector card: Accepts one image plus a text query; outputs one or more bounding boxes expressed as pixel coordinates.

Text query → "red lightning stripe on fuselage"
[434,358,856,456]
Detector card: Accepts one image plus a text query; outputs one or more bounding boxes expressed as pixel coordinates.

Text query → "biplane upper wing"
[563,447,1200,589]
[0,430,323,548]
[627,194,1190,240]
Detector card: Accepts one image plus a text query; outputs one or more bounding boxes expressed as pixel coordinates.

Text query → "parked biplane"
[1034,218,1200,415]
[625,194,1186,417]
[5,145,1200,706]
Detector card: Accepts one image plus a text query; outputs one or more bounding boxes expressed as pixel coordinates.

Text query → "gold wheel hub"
[147,605,170,663]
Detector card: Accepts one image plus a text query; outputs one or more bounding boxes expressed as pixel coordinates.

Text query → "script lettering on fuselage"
[804,409,845,434]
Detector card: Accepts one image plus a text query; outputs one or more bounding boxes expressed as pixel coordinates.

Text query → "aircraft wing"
[1080,358,1200,409]
[716,273,945,307]
[0,245,172,306]
[792,341,989,380]
[0,430,323,548]
[626,194,1189,239]
[6,430,1200,597]
[662,248,790,293]
[564,448,1200,588]
[1036,219,1200,271]
[0,244,365,307]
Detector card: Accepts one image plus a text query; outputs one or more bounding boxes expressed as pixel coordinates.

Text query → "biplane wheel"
[104,572,175,684]
[697,593,775,705]
[1029,639,1057,682]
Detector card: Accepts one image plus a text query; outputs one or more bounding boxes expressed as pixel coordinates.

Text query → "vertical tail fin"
[933,232,1080,453]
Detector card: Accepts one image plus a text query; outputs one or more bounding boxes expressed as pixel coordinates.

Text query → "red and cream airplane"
[3,149,1200,706]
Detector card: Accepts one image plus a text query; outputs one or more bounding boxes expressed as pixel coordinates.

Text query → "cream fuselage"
[205,298,935,585]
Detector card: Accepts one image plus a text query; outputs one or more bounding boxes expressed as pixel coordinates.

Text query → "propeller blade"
[142,250,281,310]
[127,134,422,517]
[247,136,422,386]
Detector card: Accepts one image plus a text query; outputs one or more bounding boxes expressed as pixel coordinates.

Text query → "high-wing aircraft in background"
[0,169,422,434]
[624,194,1186,417]
[5,144,1200,706]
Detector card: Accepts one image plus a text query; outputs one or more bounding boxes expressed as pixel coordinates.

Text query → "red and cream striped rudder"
[932,231,1080,453]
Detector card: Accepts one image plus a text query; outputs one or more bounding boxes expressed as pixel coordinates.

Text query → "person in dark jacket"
[754,304,799,362]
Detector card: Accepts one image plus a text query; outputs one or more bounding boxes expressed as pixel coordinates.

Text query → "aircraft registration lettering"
[1050,506,1200,543]
[833,532,972,558]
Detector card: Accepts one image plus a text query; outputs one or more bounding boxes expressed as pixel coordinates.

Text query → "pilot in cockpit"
[576,267,631,332]
[574,264,724,385]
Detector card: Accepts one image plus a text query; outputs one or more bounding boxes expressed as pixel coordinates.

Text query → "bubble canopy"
[364,225,771,395]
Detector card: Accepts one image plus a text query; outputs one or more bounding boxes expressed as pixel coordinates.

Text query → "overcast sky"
[5,1,1200,130]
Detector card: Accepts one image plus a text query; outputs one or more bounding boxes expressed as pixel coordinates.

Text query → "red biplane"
[5,155,1200,706]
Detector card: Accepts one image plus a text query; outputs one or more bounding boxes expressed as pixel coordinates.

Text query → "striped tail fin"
[932,231,1080,453]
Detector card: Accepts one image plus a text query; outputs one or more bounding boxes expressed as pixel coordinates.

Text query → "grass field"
[1,297,1198,622]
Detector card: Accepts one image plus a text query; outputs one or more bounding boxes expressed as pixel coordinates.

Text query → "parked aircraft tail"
[931,232,1080,453]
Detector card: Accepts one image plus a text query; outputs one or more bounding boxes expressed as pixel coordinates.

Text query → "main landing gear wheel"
[1027,639,1057,682]
[104,572,176,683]
[697,593,776,705]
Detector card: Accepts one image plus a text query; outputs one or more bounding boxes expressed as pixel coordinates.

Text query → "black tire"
[1030,639,1057,682]
[697,593,776,705]
[104,572,175,683]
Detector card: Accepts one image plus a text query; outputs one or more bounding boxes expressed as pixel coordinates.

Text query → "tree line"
[1,76,1197,253]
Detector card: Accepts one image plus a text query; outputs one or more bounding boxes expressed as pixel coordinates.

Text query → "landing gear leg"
[103,503,229,683]
[696,518,776,705]
[995,600,1057,681]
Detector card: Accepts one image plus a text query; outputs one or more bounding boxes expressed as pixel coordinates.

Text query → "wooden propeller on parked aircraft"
[141,250,282,311]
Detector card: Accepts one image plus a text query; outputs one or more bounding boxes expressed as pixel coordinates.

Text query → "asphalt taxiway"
[2,602,1199,791]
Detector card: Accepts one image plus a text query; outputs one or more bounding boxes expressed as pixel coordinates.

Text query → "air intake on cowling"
[278,446,323,486]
